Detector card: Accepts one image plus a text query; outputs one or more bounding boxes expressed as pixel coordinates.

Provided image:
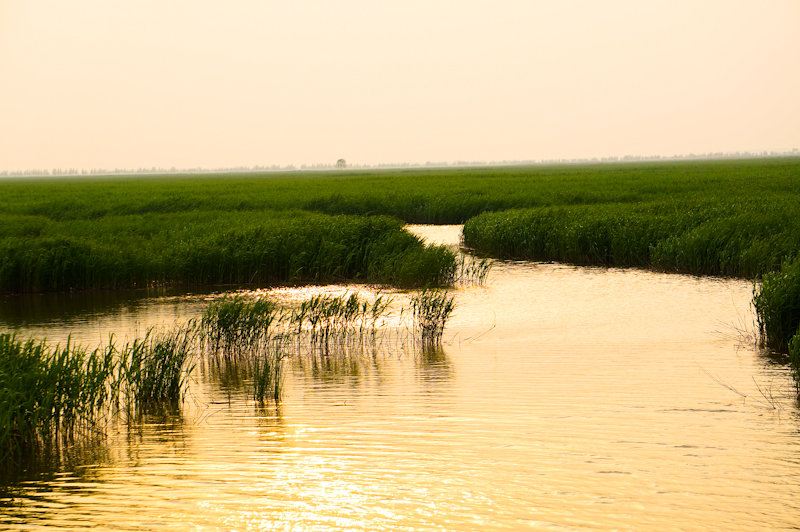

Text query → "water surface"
[1,225,798,530]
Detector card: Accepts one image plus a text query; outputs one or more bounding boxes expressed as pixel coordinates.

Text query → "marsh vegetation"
[2,157,800,454]
[1,288,457,468]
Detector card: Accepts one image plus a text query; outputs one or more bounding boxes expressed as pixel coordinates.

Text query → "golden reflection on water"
[1,225,799,530]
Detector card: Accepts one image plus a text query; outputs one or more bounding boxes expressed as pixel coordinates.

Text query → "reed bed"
[0,333,117,467]
[1,285,460,469]
[0,212,456,293]
[4,159,794,224]
[2,158,795,294]
[118,327,196,409]
[753,258,800,352]
[0,326,199,468]
[462,200,800,278]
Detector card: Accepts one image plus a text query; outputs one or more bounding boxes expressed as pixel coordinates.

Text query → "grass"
[1,158,796,294]
[752,258,800,352]
[200,296,282,356]
[118,327,195,409]
[0,333,117,467]
[411,289,455,346]
[462,199,800,278]
[290,293,393,350]
[0,326,198,469]
[1,158,799,362]
[788,328,800,400]
[2,158,797,224]
[0,211,455,293]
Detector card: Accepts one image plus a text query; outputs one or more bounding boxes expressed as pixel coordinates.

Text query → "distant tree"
[336,158,346,169]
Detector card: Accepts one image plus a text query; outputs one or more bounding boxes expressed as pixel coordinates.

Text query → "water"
[1,225,798,530]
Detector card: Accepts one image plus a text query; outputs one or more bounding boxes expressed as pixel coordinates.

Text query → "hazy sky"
[1,0,798,171]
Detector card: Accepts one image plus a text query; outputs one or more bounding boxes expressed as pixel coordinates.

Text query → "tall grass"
[0,324,200,469]
[752,258,800,352]
[118,327,195,409]
[0,212,456,293]
[463,200,800,278]
[200,296,282,356]
[289,293,392,350]
[411,289,455,346]
[2,159,797,293]
[455,254,492,286]
[0,333,117,467]
[788,328,800,399]
[253,348,287,404]
[3,159,795,224]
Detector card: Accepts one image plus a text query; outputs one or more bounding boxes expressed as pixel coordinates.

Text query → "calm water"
[1,225,798,530]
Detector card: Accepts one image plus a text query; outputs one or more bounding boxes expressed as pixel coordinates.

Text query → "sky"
[1,0,798,171]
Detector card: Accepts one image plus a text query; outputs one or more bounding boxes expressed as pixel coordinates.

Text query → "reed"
[118,327,195,409]
[455,254,492,286]
[200,296,282,356]
[753,258,800,352]
[0,333,117,467]
[289,293,392,350]
[252,347,287,404]
[411,289,455,346]
[0,212,457,293]
[7,159,796,294]
[788,328,800,399]
[462,199,800,278]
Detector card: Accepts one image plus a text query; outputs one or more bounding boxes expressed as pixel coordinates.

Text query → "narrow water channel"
[1,225,798,530]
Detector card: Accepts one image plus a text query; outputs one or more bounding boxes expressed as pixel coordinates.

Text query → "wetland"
[2,160,800,529]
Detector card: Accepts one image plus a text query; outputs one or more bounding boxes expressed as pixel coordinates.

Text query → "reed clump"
[253,347,287,404]
[290,293,392,351]
[455,254,492,286]
[411,289,455,346]
[197,292,395,401]
[118,327,196,409]
[753,257,800,352]
[0,333,117,467]
[788,328,800,399]
[200,296,282,356]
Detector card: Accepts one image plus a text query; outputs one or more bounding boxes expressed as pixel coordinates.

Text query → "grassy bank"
[0,212,455,293]
[463,202,800,350]
[462,199,800,278]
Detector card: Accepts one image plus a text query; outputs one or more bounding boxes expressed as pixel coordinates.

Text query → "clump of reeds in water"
[788,327,800,400]
[455,254,492,286]
[197,292,396,401]
[118,327,196,411]
[0,333,117,468]
[753,257,800,352]
[253,347,288,404]
[200,296,282,357]
[411,289,455,346]
[289,293,392,352]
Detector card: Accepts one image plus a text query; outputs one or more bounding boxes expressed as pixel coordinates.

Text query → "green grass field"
[2,157,799,350]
